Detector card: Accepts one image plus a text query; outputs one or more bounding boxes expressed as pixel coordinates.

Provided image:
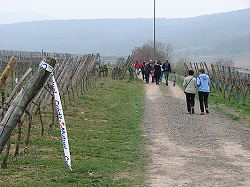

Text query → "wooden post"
[189,62,193,71]
[0,68,32,117]
[228,67,233,101]
[0,56,17,90]
[184,63,189,76]
[211,64,217,92]
[0,57,56,153]
[222,66,226,98]
[14,120,23,156]
[1,138,11,168]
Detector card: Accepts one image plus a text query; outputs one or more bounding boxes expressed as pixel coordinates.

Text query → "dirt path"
[143,82,250,187]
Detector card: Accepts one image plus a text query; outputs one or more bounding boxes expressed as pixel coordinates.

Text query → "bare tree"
[131,41,173,62]
[174,58,190,76]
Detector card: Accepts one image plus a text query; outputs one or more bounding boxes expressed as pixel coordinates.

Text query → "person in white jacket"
[183,70,197,114]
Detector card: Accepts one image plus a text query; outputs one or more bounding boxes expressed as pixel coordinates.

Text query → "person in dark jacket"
[151,61,155,83]
[144,62,151,84]
[162,59,172,86]
[141,61,146,80]
[153,61,162,85]
[197,68,210,115]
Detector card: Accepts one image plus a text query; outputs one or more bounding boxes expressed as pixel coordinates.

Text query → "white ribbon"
[39,61,72,171]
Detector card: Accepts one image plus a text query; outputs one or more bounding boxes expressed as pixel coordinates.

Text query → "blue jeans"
[135,69,140,76]
[163,72,169,85]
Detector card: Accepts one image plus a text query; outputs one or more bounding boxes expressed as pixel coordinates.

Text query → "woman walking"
[197,68,210,115]
[183,70,196,114]
[154,61,162,85]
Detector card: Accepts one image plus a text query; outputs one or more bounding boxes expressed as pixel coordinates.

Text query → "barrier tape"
[39,61,72,171]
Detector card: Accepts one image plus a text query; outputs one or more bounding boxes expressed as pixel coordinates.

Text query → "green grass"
[0,78,148,186]
[175,74,250,126]
[209,90,250,126]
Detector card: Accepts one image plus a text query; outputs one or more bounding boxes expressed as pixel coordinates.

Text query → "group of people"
[134,59,175,86]
[134,60,211,115]
[183,68,210,115]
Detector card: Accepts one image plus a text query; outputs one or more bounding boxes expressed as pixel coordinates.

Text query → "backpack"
[164,63,169,71]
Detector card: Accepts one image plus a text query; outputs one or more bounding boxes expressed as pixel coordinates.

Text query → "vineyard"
[0,50,99,169]
[1,48,249,185]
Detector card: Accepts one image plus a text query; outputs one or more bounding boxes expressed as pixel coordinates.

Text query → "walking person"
[172,70,176,86]
[154,61,162,85]
[197,68,210,115]
[151,61,155,83]
[162,59,172,86]
[141,61,146,80]
[183,70,196,114]
[144,62,151,84]
[134,61,141,77]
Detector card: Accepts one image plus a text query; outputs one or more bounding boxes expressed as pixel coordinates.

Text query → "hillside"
[0,8,250,64]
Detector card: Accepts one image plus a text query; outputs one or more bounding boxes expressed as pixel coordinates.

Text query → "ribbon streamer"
[39,61,72,171]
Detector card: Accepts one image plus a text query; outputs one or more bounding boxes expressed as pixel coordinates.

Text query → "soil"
[143,81,250,187]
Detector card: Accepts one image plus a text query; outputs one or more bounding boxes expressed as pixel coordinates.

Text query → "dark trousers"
[185,93,195,112]
[142,72,145,80]
[152,76,155,83]
[198,91,209,112]
[155,74,160,84]
[145,74,150,83]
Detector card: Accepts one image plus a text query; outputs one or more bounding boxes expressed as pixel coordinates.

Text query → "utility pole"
[153,0,156,62]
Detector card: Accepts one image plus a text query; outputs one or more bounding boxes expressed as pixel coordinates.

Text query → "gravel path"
[143,82,250,187]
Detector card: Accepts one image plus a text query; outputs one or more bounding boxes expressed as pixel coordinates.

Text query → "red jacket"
[135,62,141,69]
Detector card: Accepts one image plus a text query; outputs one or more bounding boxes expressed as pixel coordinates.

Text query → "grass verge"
[209,91,250,127]
[175,74,250,127]
[0,78,147,186]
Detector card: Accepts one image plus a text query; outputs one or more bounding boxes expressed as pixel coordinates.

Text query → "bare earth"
[143,82,250,187]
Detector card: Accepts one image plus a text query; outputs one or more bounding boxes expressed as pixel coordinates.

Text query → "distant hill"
[0,8,250,65]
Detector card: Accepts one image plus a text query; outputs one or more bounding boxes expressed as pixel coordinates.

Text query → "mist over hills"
[0,8,250,65]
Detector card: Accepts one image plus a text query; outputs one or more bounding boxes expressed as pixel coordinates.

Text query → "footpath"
[143,81,250,187]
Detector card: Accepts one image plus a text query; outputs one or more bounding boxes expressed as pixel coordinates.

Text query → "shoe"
[200,112,205,115]
[191,108,195,114]
[187,111,191,114]
[205,108,209,113]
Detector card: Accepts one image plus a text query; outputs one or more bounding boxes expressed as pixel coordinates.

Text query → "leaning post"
[0,57,56,153]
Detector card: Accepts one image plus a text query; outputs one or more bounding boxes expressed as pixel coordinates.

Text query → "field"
[0,78,147,186]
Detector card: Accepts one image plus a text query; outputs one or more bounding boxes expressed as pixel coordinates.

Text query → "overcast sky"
[0,0,250,24]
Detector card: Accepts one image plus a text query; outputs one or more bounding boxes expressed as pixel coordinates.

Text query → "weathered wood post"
[228,67,233,101]
[0,68,32,117]
[211,64,218,92]
[0,56,17,90]
[0,57,56,153]
[184,63,189,76]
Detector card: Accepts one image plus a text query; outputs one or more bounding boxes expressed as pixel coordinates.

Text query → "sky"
[0,0,250,24]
